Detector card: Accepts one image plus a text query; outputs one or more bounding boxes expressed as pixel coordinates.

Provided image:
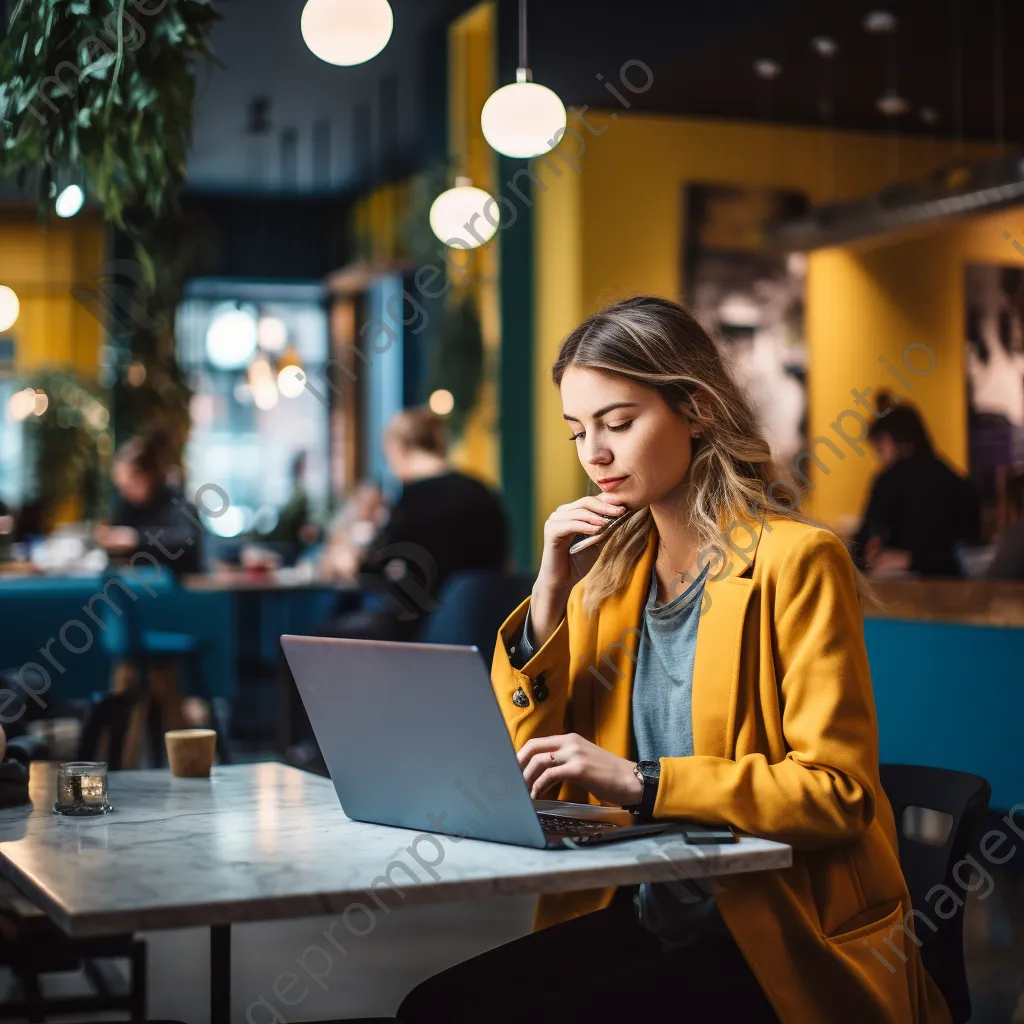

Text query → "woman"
[852,397,980,576]
[94,429,202,575]
[323,407,508,637]
[399,298,948,1024]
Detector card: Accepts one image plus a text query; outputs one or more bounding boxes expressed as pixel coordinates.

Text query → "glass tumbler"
[54,762,115,816]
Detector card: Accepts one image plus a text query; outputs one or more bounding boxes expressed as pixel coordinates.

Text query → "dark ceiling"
[186,0,796,195]
[186,0,1020,198]
[5,0,1013,199]
[611,0,1023,146]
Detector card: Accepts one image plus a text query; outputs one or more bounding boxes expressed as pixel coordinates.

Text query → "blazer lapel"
[691,516,765,759]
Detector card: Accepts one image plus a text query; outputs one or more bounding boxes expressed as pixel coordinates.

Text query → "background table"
[0,574,352,714]
[0,763,792,1019]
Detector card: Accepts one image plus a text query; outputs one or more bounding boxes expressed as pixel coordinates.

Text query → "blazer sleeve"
[654,529,878,848]
[490,589,577,749]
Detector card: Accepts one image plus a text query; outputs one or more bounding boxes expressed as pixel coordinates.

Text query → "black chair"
[0,691,152,1022]
[78,687,144,770]
[880,763,992,1024]
[417,570,534,655]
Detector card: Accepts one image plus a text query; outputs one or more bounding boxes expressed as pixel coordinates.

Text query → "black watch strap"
[635,760,661,821]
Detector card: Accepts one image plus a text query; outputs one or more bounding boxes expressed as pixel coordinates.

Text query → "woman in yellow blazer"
[399,297,950,1024]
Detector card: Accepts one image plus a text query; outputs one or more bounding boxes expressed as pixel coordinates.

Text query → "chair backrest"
[879,763,991,1024]
[77,688,143,771]
[98,568,177,659]
[417,570,534,656]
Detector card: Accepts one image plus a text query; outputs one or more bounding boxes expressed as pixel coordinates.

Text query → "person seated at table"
[322,406,509,640]
[94,428,202,576]
[851,394,980,576]
[398,297,949,1024]
[319,479,389,581]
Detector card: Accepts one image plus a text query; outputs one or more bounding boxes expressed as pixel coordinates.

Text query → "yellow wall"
[807,207,1024,528]
[0,210,107,374]
[532,111,999,547]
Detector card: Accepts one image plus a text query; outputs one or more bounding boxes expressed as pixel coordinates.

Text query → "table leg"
[211,924,231,1023]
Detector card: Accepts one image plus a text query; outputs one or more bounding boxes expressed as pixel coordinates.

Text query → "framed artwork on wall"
[682,183,809,481]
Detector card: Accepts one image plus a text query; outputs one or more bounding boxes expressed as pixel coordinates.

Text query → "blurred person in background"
[319,479,389,581]
[852,395,980,576]
[324,406,509,638]
[94,428,202,576]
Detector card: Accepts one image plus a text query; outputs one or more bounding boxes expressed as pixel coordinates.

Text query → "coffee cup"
[164,729,217,778]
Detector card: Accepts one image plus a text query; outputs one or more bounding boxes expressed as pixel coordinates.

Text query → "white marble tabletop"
[0,763,791,937]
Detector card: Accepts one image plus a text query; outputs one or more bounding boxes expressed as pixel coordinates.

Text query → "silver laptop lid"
[281,635,547,849]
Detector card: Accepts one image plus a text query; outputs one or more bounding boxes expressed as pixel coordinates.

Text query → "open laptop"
[281,635,683,849]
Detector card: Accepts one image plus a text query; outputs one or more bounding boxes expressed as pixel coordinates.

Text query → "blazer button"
[532,673,549,703]
[512,687,530,708]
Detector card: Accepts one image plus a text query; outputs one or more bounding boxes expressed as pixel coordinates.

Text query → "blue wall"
[866,619,1024,811]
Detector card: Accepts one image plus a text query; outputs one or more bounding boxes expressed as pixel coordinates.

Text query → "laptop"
[280,634,683,849]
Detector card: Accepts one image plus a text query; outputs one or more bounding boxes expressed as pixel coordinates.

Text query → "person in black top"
[852,397,980,576]
[361,408,508,600]
[94,429,203,576]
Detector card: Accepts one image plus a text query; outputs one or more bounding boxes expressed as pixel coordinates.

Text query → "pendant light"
[429,27,497,249]
[863,10,906,178]
[429,177,498,248]
[277,344,307,398]
[480,0,566,159]
[301,0,393,67]
[0,286,20,333]
[54,184,84,218]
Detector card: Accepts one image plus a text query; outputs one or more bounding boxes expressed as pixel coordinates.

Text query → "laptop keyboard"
[538,813,618,839]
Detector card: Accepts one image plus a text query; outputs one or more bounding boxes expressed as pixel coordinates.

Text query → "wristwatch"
[627,760,661,821]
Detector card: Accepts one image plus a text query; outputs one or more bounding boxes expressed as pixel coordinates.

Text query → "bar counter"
[863,577,1024,628]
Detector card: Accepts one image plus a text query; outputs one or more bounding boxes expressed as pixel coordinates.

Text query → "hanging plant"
[0,0,221,457]
[0,0,220,243]
[22,370,111,523]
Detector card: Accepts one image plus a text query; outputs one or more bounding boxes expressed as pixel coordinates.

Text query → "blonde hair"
[385,407,448,457]
[553,296,822,615]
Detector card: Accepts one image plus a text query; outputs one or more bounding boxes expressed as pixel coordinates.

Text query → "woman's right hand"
[530,496,627,644]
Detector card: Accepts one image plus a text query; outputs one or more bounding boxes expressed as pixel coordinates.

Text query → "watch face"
[639,760,661,781]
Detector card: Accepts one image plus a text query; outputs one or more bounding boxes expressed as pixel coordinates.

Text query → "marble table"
[0,762,792,1019]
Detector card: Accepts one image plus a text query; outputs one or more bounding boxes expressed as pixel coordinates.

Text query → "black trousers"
[397,888,780,1023]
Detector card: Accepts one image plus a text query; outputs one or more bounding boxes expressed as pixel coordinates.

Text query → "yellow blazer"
[490,517,951,1024]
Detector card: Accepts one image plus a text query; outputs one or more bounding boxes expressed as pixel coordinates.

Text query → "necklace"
[656,541,702,578]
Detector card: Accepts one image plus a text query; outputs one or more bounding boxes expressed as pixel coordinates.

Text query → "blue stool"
[100,570,232,766]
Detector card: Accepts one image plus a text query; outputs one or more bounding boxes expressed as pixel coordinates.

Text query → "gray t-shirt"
[631,562,729,945]
[513,562,729,946]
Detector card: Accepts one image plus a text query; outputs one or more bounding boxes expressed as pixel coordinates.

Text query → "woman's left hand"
[517,733,644,806]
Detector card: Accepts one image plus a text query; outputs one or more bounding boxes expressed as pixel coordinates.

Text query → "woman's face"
[560,366,697,511]
[112,459,153,505]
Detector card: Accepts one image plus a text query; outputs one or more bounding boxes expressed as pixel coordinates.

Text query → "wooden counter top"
[862,577,1024,628]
